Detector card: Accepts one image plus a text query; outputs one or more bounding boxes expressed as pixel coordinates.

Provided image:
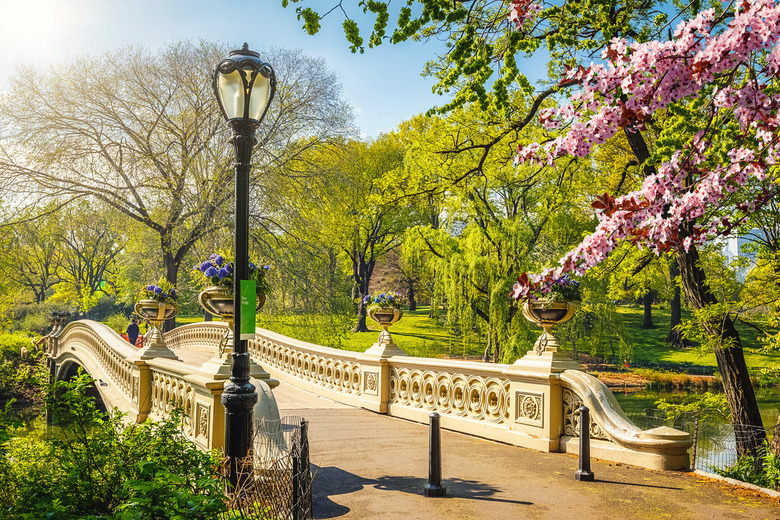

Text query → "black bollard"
[575,405,595,481]
[424,412,446,497]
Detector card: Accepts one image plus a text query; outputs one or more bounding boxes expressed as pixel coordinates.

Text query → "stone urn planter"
[197,286,266,326]
[134,300,179,331]
[133,299,180,360]
[197,285,267,364]
[522,300,576,356]
[364,307,407,357]
[368,307,403,327]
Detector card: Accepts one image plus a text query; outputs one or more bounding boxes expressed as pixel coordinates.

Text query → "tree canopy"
[0,41,354,291]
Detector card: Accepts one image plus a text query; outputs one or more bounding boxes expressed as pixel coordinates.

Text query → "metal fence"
[620,405,780,474]
[223,416,312,520]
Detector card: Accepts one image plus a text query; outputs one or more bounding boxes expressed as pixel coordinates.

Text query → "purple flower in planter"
[215,255,224,266]
[205,266,218,278]
[154,286,163,295]
[217,267,230,279]
[200,261,212,272]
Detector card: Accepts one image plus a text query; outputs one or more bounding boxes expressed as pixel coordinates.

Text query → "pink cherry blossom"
[509,0,780,300]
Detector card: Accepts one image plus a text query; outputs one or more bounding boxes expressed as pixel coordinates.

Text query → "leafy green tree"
[387,107,593,361]
[334,137,413,332]
[2,208,65,304]
[0,41,352,295]
[58,203,125,310]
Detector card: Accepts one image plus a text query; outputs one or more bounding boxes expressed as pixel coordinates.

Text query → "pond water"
[614,387,780,470]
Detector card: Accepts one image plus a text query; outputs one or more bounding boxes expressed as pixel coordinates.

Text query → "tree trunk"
[641,290,656,329]
[353,304,369,333]
[676,246,765,457]
[162,250,179,332]
[482,335,492,362]
[667,258,684,347]
[624,126,763,454]
[351,255,374,333]
[408,283,417,312]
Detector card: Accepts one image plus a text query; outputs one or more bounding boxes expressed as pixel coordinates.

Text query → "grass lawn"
[336,308,487,359]
[617,306,779,371]
[175,307,485,359]
[173,305,780,373]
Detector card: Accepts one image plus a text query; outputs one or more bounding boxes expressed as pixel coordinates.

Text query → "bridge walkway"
[165,347,218,369]
[273,383,780,520]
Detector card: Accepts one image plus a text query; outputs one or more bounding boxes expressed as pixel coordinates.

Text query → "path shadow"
[311,465,532,519]
[594,479,682,490]
[374,475,533,505]
[311,465,369,518]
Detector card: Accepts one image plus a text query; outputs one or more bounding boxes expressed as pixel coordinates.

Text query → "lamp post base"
[222,379,258,488]
[424,484,447,497]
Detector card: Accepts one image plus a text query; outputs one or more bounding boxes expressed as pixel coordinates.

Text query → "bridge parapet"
[246,325,692,471]
[249,329,373,410]
[164,322,227,351]
[55,321,691,470]
[50,320,229,451]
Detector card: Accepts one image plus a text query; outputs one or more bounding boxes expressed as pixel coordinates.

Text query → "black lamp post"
[213,43,276,486]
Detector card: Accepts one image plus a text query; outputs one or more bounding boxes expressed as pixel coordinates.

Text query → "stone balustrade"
[49,320,229,451]
[51,319,692,470]
[246,325,692,471]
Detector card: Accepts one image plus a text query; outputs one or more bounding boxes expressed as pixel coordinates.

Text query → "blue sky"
[0,0,452,138]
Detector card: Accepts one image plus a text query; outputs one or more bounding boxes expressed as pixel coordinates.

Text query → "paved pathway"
[273,382,780,520]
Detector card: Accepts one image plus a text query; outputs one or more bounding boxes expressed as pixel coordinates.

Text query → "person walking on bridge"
[126,317,140,346]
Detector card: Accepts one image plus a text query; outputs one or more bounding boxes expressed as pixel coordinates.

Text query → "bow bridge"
[46,319,692,469]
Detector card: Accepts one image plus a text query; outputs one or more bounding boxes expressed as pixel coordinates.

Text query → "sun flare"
[0,0,95,61]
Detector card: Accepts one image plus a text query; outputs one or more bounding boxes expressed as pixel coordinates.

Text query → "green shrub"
[0,333,34,361]
[0,334,46,402]
[0,362,22,400]
[0,373,228,519]
[105,313,132,335]
[714,442,780,490]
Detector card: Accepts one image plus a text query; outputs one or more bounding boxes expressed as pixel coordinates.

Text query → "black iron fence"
[621,405,780,477]
[222,416,312,520]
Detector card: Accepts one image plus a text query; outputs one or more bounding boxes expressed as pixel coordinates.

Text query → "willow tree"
[0,41,352,292]
[388,108,593,362]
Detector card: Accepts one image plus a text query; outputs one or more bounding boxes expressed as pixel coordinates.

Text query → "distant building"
[722,229,765,282]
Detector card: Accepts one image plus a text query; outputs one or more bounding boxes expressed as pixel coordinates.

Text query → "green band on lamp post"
[240,279,256,340]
